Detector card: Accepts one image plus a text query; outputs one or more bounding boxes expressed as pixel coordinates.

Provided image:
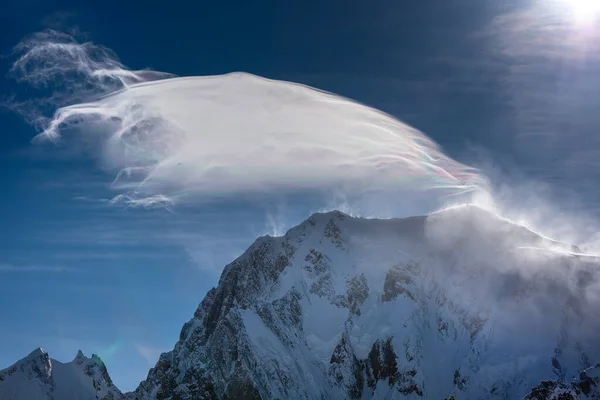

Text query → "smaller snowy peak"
[2,347,52,380]
[73,350,86,363]
[26,348,48,359]
[89,353,116,387]
[0,349,123,400]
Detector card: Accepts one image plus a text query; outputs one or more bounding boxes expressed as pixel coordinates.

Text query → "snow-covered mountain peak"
[15,347,53,381]
[6,347,50,372]
[71,350,95,367]
[26,348,49,359]
[0,348,123,400]
[127,206,600,400]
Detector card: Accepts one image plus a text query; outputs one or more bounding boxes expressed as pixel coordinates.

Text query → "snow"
[273,207,600,398]
[25,348,48,360]
[241,309,288,359]
[259,206,600,398]
[0,349,122,400]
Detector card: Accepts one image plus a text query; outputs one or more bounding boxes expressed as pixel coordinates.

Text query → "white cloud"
[8,30,486,216]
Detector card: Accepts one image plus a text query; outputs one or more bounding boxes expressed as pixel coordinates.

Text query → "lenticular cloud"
[10,30,486,207]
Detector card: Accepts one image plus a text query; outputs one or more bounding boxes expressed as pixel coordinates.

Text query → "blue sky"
[2,0,600,392]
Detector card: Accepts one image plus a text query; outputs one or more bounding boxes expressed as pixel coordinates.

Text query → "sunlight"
[557,0,600,23]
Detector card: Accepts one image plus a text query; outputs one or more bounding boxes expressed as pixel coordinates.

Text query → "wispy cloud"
[0,263,73,273]
[183,235,249,275]
[108,194,175,212]
[134,343,168,367]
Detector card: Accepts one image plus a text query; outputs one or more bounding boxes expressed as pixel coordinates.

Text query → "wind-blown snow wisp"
[8,30,487,208]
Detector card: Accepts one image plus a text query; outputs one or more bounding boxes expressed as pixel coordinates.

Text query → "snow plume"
[7,30,487,211]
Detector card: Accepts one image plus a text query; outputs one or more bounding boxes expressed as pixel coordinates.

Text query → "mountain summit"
[2,206,600,399]
[127,206,600,399]
[0,347,123,400]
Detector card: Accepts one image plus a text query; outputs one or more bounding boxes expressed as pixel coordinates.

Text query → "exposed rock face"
[0,348,123,400]
[329,332,364,399]
[382,263,419,303]
[126,206,600,400]
[524,365,600,400]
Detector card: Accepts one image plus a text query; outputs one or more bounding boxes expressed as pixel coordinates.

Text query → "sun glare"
[558,0,600,23]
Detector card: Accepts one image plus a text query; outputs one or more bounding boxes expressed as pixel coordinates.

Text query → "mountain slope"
[523,364,600,399]
[0,348,123,400]
[126,205,600,400]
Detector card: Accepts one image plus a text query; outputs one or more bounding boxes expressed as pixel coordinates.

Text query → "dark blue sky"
[2,0,600,391]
